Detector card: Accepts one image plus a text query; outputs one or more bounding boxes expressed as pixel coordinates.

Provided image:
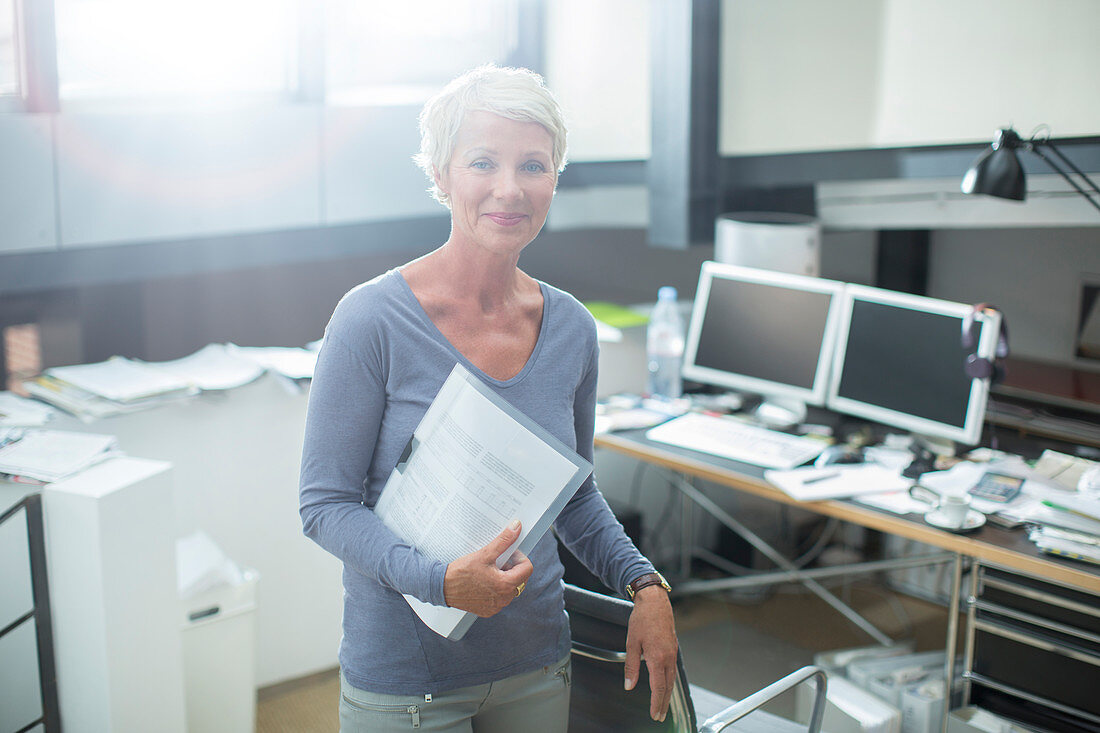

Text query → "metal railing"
[1,493,60,733]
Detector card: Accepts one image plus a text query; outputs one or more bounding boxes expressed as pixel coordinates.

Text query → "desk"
[596,428,1100,731]
[28,374,343,688]
[596,429,1100,595]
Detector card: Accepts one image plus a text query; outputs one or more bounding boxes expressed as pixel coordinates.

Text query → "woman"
[299,65,677,732]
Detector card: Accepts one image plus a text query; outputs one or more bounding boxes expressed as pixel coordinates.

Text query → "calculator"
[969,471,1024,503]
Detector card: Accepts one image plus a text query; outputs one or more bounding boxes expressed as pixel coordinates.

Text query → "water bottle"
[646,286,685,399]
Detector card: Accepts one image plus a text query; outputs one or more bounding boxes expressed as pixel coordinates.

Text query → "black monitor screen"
[837,300,972,428]
[693,278,834,391]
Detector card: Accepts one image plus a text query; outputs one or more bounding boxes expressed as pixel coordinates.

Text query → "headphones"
[961,303,1009,382]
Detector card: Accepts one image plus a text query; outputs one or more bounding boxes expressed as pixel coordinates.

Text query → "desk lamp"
[961,127,1100,214]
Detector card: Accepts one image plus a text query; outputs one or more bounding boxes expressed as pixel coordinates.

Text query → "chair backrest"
[564,582,697,733]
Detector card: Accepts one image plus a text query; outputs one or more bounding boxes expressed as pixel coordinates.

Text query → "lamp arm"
[1028,143,1100,214]
[1040,140,1100,198]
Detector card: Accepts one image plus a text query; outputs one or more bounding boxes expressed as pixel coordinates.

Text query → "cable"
[628,458,648,507]
[792,517,841,570]
[655,465,843,574]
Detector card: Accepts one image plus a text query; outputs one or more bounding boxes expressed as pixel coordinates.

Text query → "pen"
[803,471,840,485]
[1041,499,1100,522]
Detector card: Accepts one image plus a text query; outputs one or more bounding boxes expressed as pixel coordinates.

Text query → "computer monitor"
[681,262,845,417]
[827,285,1002,446]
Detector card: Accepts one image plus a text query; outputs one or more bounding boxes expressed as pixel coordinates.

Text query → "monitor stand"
[910,433,958,458]
[752,397,807,429]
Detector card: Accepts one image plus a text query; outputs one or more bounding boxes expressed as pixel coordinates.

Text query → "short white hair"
[415,65,568,207]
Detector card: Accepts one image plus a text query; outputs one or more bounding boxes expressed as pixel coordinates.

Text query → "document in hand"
[373,363,593,641]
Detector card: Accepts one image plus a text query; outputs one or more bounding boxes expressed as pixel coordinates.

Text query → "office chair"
[564,583,826,733]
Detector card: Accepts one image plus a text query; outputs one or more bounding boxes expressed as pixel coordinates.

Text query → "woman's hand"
[444,520,534,617]
[624,586,679,722]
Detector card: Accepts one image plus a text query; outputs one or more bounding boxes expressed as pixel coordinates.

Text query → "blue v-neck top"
[299,269,653,695]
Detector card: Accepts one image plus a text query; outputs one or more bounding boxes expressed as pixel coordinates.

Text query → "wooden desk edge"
[595,432,1100,595]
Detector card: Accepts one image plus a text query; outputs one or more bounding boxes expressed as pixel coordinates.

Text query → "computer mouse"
[815,445,864,467]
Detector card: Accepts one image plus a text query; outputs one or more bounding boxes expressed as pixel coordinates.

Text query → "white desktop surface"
[41,373,343,687]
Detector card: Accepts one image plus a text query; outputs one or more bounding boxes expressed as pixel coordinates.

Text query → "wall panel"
[321,105,443,225]
[56,107,322,247]
[0,115,58,254]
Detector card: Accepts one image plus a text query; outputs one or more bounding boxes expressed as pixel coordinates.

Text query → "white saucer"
[925,509,986,532]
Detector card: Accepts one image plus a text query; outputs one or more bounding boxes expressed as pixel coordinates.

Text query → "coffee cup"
[937,493,971,528]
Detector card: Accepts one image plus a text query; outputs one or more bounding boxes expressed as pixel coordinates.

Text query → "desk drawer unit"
[965,566,1100,732]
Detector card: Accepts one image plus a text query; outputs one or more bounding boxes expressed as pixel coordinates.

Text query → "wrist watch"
[627,571,672,600]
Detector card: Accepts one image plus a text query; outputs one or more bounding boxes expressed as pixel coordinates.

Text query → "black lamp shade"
[961,131,1027,201]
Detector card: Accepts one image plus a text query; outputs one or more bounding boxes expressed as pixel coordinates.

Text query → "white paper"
[1040,492,1100,521]
[861,445,915,473]
[176,530,245,598]
[24,373,195,422]
[855,490,929,515]
[1031,533,1100,564]
[228,344,318,380]
[47,357,193,403]
[765,464,911,502]
[593,319,623,343]
[143,343,264,391]
[374,364,592,640]
[1018,504,1100,536]
[919,462,986,496]
[1032,449,1099,490]
[0,429,119,482]
[0,391,55,426]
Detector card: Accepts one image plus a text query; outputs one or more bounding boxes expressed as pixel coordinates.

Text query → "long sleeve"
[299,328,448,606]
[307,273,638,695]
[553,337,655,596]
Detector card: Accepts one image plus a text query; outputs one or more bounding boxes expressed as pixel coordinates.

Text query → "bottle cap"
[658,286,677,301]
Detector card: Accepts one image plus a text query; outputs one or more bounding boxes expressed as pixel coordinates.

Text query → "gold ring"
[515,582,526,598]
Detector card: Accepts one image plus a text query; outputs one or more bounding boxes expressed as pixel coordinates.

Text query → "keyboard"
[644,412,825,470]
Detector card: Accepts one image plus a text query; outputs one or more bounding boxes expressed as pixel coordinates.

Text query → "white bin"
[715,212,821,276]
[179,570,259,733]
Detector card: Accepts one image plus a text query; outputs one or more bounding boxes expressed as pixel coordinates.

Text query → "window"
[54,0,298,104]
[325,0,519,105]
[0,0,17,97]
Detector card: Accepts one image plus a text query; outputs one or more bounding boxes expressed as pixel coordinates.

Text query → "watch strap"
[627,572,671,599]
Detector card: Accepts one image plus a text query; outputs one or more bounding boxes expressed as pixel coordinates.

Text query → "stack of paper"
[1016,499,1100,533]
[47,357,194,402]
[228,344,317,380]
[1041,492,1100,522]
[23,375,136,422]
[0,391,55,426]
[25,357,198,421]
[141,343,264,391]
[0,429,119,483]
[765,464,910,501]
[1032,449,1099,490]
[1,428,23,449]
[819,676,901,733]
[1030,526,1100,565]
[1024,493,1100,564]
